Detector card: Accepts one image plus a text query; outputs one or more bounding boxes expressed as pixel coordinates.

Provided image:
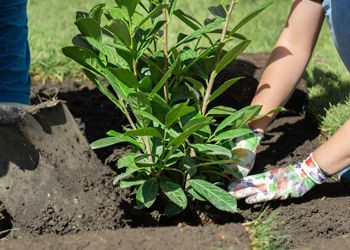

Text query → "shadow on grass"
[306,67,350,119]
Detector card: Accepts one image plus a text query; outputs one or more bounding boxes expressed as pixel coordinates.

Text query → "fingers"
[245,191,274,204]
[231,186,260,199]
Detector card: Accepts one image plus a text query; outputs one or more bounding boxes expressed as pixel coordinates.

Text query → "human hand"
[228,154,327,204]
[225,128,264,179]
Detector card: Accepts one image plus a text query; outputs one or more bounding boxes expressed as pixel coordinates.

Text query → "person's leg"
[0,0,31,104]
[320,0,350,180]
[323,0,350,71]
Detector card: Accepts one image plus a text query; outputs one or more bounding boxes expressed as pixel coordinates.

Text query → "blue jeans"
[323,0,350,72]
[0,0,31,104]
[323,0,350,179]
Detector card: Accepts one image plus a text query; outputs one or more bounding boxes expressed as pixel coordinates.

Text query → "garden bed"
[1,53,349,249]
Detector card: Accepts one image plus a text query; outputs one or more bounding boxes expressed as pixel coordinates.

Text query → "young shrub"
[63,0,273,216]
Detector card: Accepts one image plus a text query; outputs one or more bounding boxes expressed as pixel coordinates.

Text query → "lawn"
[28,0,350,137]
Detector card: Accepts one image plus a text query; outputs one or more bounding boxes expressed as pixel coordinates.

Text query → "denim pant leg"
[323,0,350,72]
[0,0,31,104]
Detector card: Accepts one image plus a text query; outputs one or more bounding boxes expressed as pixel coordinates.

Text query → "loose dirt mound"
[0,224,249,250]
[0,104,130,236]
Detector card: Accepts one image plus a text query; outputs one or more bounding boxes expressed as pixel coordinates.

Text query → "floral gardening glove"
[225,128,264,179]
[228,154,328,204]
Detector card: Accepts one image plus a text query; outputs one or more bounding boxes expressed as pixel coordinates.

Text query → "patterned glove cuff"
[301,153,328,184]
[250,127,264,141]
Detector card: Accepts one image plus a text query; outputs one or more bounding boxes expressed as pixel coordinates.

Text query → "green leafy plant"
[63,0,273,216]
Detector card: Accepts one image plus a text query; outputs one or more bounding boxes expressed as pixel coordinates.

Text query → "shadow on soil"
[0,127,39,177]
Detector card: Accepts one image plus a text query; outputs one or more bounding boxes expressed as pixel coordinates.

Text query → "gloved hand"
[229,154,328,204]
[225,128,264,179]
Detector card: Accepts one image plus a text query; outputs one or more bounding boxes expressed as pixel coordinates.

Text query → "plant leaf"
[62,46,105,74]
[136,178,158,208]
[184,77,205,96]
[120,178,146,188]
[160,179,187,209]
[175,17,225,48]
[85,37,129,68]
[128,92,152,127]
[83,69,122,110]
[105,19,131,47]
[215,40,250,75]
[91,134,142,150]
[89,3,105,23]
[173,9,201,30]
[117,152,137,169]
[188,179,237,213]
[191,144,232,158]
[228,32,248,40]
[114,0,140,17]
[113,168,138,185]
[209,4,227,18]
[187,188,206,201]
[211,128,253,142]
[206,106,236,117]
[168,0,178,19]
[195,159,239,167]
[229,2,273,35]
[232,105,262,128]
[149,57,180,99]
[165,102,194,128]
[164,202,183,217]
[135,4,168,32]
[125,127,162,138]
[109,68,139,88]
[213,105,260,135]
[103,68,134,99]
[168,117,212,148]
[133,109,165,127]
[209,77,243,102]
[75,17,102,41]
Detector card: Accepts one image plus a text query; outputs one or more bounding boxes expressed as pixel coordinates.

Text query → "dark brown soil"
[1,53,349,249]
[0,224,249,250]
[294,234,350,250]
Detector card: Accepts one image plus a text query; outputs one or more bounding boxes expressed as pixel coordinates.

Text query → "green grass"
[28,0,350,136]
[321,95,350,136]
[244,208,286,250]
[28,0,101,80]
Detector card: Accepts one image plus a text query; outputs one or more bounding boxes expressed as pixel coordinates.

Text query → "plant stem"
[201,0,237,115]
[132,59,138,76]
[129,18,152,157]
[120,100,137,130]
[162,6,169,102]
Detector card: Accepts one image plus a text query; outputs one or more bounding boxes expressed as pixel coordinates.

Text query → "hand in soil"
[228,154,327,204]
[226,128,264,178]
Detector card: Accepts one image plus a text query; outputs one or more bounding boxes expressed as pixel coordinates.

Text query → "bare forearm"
[314,119,350,175]
[249,0,324,131]
[252,39,312,113]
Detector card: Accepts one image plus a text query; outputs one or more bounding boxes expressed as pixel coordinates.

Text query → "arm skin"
[249,0,324,131]
[248,0,350,176]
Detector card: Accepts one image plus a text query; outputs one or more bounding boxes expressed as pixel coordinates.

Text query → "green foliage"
[64,0,272,215]
[321,94,350,138]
